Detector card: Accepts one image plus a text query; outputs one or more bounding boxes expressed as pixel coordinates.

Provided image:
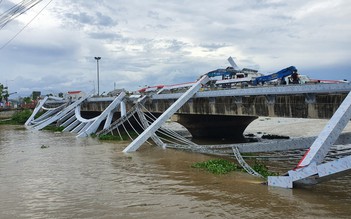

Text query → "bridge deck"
[152,83,351,100]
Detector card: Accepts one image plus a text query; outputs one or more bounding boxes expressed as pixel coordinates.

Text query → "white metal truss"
[123,75,210,153]
[77,92,125,137]
[25,92,126,137]
[25,95,89,130]
[25,96,67,126]
[96,96,147,136]
[135,107,165,148]
[232,147,263,178]
[96,105,139,136]
[95,96,199,149]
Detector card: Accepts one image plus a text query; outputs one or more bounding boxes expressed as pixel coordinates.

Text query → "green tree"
[0,83,8,102]
[23,97,32,104]
[0,83,3,102]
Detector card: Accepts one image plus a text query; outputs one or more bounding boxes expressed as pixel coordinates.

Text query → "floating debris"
[40,144,49,149]
[261,134,290,139]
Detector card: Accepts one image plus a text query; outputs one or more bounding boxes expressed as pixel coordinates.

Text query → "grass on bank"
[0,110,64,132]
[0,109,32,125]
[42,125,65,132]
[192,159,238,174]
[192,158,279,178]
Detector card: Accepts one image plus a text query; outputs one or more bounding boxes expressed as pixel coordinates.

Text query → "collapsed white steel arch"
[25,92,126,137]
[24,79,351,188]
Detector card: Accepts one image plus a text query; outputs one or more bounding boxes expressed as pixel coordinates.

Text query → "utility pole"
[94,57,101,95]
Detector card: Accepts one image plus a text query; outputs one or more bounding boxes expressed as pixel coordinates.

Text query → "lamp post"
[94,57,101,95]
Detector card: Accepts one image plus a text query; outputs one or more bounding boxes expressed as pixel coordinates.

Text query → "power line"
[0,0,54,50]
[0,0,42,29]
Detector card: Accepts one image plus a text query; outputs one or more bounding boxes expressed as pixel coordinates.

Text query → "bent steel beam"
[136,107,164,148]
[268,90,351,188]
[32,95,90,130]
[77,92,125,137]
[123,75,209,153]
[25,96,49,126]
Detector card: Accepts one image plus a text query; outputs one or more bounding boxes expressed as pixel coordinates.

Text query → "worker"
[291,71,300,84]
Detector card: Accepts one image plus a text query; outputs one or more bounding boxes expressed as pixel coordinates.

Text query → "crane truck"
[252,66,298,85]
[206,57,298,87]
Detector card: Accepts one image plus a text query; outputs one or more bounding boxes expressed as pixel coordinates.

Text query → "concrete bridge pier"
[172,114,257,140]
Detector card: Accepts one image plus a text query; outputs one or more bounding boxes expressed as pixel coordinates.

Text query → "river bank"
[245,116,351,138]
[0,109,17,119]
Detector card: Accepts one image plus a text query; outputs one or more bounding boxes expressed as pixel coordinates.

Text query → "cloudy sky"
[1,0,350,97]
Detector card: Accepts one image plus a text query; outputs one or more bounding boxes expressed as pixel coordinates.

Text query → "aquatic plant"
[192,159,238,174]
[252,161,279,178]
[42,125,64,132]
[192,158,279,177]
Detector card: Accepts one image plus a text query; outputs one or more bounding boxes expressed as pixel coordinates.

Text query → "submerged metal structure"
[25,77,351,189]
[25,92,126,137]
[123,75,209,152]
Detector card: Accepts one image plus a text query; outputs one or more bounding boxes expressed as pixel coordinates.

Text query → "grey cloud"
[65,12,94,25]
[199,43,228,51]
[88,32,124,41]
[64,12,116,27]
[96,12,116,26]
[147,10,160,20]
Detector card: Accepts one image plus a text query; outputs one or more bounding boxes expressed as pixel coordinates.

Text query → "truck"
[252,66,298,85]
[206,57,298,87]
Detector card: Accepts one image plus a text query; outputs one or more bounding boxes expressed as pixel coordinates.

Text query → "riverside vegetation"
[0,109,32,125]
[0,109,64,132]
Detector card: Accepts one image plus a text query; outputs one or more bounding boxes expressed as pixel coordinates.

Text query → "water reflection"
[0,125,351,218]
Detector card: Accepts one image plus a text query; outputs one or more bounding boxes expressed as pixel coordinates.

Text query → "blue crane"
[252,66,298,85]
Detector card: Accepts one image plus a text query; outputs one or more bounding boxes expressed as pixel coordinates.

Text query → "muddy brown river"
[1,125,351,218]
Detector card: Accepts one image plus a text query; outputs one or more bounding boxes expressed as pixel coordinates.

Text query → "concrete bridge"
[80,83,351,139]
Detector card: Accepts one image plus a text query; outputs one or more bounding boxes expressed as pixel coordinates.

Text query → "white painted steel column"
[103,111,115,130]
[77,92,125,137]
[120,100,126,117]
[33,95,90,130]
[123,75,209,153]
[25,96,49,126]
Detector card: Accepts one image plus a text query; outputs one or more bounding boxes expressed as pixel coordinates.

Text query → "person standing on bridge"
[291,71,300,84]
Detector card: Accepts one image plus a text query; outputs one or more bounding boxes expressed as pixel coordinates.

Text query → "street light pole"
[94,57,101,95]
